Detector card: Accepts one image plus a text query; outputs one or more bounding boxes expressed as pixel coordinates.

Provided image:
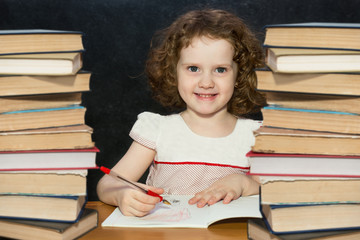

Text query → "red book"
[247,151,360,178]
[0,147,99,171]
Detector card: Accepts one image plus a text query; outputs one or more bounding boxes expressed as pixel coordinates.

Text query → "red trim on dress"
[153,160,250,170]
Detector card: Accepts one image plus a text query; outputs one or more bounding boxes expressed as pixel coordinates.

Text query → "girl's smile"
[195,93,218,100]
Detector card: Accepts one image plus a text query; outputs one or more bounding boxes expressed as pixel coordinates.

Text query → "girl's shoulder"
[136,111,163,121]
[131,111,180,134]
[132,112,164,132]
[130,112,181,149]
[136,111,179,123]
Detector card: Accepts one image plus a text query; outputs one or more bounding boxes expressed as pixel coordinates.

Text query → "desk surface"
[80,201,249,240]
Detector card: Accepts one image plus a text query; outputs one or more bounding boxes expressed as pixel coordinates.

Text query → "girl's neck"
[180,109,237,138]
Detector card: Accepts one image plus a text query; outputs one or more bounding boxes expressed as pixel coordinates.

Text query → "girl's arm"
[188,174,260,208]
[96,141,163,216]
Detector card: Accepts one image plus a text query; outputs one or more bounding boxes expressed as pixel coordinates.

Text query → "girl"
[97,9,266,217]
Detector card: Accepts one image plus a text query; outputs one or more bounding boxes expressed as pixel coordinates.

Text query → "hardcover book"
[0,125,95,151]
[255,69,360,96]
[259,176,360,204]
[263,22,360,50]
[248,218,360,240]
[0,29,84,55]
[247,151,360,177]
[263,92,360,115]
[261,203,360,234]
[0,194,87,222]
[0,169,88,196]
[252,127,360,156]
[0,208,98,240]
[0,72,91,96]
[261,106,360,134]
[265,47,360,73]
[0,93,82,113]
[0,51,83,75]
[0,147,99,171]
[0,105,86,132]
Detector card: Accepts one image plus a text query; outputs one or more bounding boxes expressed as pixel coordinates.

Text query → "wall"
[1,0,359,200]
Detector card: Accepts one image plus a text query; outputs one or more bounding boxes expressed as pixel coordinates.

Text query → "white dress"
[129,112,261,195]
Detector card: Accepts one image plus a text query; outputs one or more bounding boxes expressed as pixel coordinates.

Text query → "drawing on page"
[169,198,181,206]
[141,207,191,222]
[140,196,191,222]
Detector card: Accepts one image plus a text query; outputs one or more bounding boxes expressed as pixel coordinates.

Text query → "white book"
[0,147,99,171]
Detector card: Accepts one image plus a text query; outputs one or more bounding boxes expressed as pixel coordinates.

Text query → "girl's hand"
[188,174,259,208]
[116,184,164,217]
[96,141,159,216]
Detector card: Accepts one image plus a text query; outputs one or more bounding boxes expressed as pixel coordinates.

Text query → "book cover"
[248,218,360,240]
[260,202,360,234]
[0,29,83,35]
[264,22,360,29]
[0,194,87,222]
[0,208,98,240]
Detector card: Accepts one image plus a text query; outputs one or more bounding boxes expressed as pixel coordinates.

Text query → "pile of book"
[247,23,360,240]
[0,30,98,240]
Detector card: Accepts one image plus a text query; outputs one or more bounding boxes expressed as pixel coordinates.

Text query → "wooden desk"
[80,201,249,240]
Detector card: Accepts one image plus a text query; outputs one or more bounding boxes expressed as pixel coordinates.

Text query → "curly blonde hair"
[145,9,266,116]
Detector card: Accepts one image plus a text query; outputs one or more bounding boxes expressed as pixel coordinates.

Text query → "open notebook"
[102,195,261,228]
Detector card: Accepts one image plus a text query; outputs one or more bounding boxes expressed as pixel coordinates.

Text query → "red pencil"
[100,166,171,205]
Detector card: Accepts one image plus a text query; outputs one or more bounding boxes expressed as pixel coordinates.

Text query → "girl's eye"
[188,66,199,72]
[215,67,227,73]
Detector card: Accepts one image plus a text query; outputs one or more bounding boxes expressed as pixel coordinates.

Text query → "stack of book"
[247,23,360,239]
[0,30,98,240]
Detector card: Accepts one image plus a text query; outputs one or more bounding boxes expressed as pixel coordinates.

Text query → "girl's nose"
[198,72,215,88]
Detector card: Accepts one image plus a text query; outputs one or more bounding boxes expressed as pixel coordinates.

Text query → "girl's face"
[176,36,238,117]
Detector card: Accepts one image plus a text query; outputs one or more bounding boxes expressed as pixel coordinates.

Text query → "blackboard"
[1,0,359,200]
